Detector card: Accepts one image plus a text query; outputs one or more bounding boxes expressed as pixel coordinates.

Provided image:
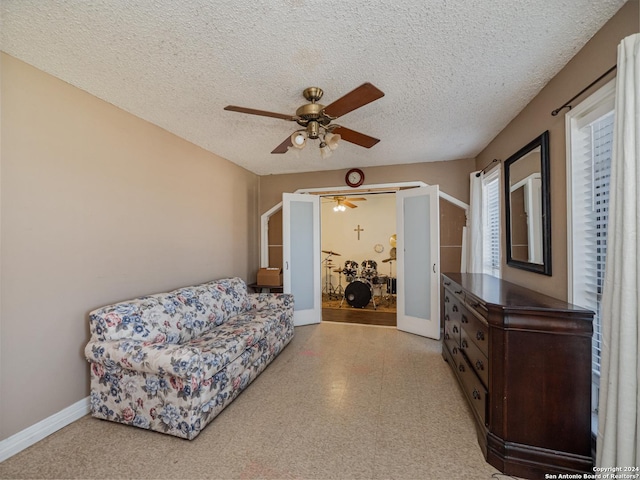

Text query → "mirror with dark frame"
[504,130,552,275]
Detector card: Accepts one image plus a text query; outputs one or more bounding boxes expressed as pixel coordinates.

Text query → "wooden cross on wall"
[354,224,364,240]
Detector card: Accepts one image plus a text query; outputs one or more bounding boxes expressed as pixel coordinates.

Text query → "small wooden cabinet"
[441,273,594,479]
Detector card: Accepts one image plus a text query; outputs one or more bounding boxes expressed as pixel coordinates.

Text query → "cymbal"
[322,250,341,256]
[381,257,395,263]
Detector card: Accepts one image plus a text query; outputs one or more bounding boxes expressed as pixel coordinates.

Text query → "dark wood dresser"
[441,273,594,479]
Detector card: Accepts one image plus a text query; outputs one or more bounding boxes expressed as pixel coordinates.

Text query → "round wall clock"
[345,168,365,187]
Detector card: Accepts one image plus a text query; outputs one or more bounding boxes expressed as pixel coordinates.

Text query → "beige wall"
[476,0,639,300]
[0,53,260,440]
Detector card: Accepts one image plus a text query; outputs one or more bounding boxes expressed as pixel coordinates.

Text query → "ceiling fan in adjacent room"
[325,196,367,211]
[224,83,384,158]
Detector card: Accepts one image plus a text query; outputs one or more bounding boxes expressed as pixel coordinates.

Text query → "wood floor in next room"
[322,293,396,327]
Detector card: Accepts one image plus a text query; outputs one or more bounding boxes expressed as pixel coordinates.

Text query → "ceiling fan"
[325,196,367,211]
[224,83,384,158]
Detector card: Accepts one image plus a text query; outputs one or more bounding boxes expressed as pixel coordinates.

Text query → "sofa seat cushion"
[84,305,291,381]
[194,307,290,379]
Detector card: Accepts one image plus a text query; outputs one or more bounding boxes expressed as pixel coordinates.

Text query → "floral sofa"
[84,277,294,439]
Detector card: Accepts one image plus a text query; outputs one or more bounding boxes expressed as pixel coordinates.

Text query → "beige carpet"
[0,323,508,480]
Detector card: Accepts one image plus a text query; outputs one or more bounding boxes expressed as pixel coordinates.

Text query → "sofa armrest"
[84,339,203,380]
[247,293,294,312]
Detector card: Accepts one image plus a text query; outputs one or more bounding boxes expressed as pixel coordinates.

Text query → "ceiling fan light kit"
[328,195,366,212]
[324,132,341,150]
[224,83,384,157]
[290,131,307,148]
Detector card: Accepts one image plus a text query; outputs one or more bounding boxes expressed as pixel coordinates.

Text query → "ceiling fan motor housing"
[306,120,320,139]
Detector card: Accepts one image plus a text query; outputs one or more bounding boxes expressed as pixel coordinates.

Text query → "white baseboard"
[0,396,90,462]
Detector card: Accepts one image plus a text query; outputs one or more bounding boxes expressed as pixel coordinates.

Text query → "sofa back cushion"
[201,277,251,325]
[89,277,250,343]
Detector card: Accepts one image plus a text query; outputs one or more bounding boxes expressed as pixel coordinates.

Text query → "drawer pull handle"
[461,339,468,349]
[445,314,450,322]
[444,281,451,286]
[461,314,468,323]
[445,333,450,340]
[473,389,481,400]
[476,331,485,341]
[453,326,459,333]
[459,364,465,373]
[452,305,458,312]
[455,290,463,295]
[475,360,484,371]
[452,347,458,355]
[444,296,449,303]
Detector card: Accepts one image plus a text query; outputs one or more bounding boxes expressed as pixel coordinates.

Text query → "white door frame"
[261,181,468,267]
[260,181,468,333]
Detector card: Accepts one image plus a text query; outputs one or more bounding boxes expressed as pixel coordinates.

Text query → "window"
[567,80,615,431]
[482,168,501,277]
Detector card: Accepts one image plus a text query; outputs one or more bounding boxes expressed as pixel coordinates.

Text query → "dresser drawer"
[444,289,463,322]
[443,277,464,302]
[465,291,489,320]
[461,328,489,388]
[445,336,464,370]
[461,304,489,356]
[457,356,487,426]
[444,292,462,345]
[444,327,461,362]
[444,317,461,346]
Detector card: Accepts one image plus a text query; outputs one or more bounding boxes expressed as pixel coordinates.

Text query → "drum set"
[322,250,397,309]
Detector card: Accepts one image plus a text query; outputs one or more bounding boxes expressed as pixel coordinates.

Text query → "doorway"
[261,181,468,337]
[320,192,397,326]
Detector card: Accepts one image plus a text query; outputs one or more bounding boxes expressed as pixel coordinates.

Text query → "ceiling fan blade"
[332,126,380,148]
[271,136,293,154]
[323,83,384,118]
[224,105,297,121]
[347,197,367,201]
[343,201,358,208]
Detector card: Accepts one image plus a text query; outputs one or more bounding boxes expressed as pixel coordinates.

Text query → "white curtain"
[466,171,484,273]
[597,33,640,467]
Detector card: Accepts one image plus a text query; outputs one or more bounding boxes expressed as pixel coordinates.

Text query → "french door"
[282,193,322,325]
[282,186,440,335]
[395,186,441,338]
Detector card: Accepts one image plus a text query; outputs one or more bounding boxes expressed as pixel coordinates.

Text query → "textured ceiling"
[0,0,626,175]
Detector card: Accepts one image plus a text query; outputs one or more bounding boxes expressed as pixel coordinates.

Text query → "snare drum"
[373,275,389,285]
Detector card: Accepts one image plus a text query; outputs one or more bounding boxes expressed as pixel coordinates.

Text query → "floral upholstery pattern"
[89,277,253,344]
[85,277,294,439]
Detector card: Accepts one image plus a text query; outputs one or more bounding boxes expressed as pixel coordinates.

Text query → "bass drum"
[344,279,372,308]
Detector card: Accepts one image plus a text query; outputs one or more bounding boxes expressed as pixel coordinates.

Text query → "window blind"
[482,170,501,277]
[572,111,614,375]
